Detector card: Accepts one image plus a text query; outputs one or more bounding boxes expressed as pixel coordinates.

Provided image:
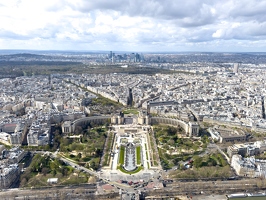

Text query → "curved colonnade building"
[62,113,199,137]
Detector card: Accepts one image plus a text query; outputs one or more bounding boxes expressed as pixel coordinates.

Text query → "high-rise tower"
[233,63,240,74]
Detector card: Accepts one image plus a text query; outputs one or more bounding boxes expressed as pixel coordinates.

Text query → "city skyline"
[1,0,266,52]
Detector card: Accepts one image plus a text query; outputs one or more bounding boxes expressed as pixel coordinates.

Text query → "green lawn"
[103,132,115,166]
[123,109,139,115]
[136,146,141,165]
[118,165,143,174]
[119,146,125,165]
[170,165,233,179]
[144,144,149,161]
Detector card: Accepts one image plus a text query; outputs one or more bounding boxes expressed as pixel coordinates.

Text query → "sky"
[1,0,266,52]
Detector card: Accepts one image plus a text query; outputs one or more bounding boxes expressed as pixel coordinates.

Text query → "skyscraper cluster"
[108,51,144,63]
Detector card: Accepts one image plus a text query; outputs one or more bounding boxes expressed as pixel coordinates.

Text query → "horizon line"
[0,49,266,54]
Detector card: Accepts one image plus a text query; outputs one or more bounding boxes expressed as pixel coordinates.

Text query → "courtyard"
[100,124,162,182]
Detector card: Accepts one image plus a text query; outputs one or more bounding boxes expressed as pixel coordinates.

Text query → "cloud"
[71,0,217,27]
[228,0,266,21]
[0,29,31,40]
[0,0,266,51]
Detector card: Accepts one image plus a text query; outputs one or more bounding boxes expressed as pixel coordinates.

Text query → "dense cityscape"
[2,0,266,199]
[0,51,265,199]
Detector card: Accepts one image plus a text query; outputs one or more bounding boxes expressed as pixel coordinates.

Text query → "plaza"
[100,123,162,182]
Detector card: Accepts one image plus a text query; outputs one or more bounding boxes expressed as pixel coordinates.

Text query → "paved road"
[58,156,98,177]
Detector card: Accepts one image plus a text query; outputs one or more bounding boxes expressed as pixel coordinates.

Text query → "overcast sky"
[1,0,266,52]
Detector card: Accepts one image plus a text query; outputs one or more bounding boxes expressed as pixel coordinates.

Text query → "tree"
[77,153,82,160]
[192,145,198,152]
[42,167,49,176]
[193,155,202,168]
[75,126,83,134]
[202,135,209,144]
[90,161,96,170]
[20,178,27,187]
[61,167,68,176]
[168,139,175,146]
[95,148,102,157]
[167,126,178,136]
[52,170,57,176]
[177,138,183,144]
[30,154,42,172]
